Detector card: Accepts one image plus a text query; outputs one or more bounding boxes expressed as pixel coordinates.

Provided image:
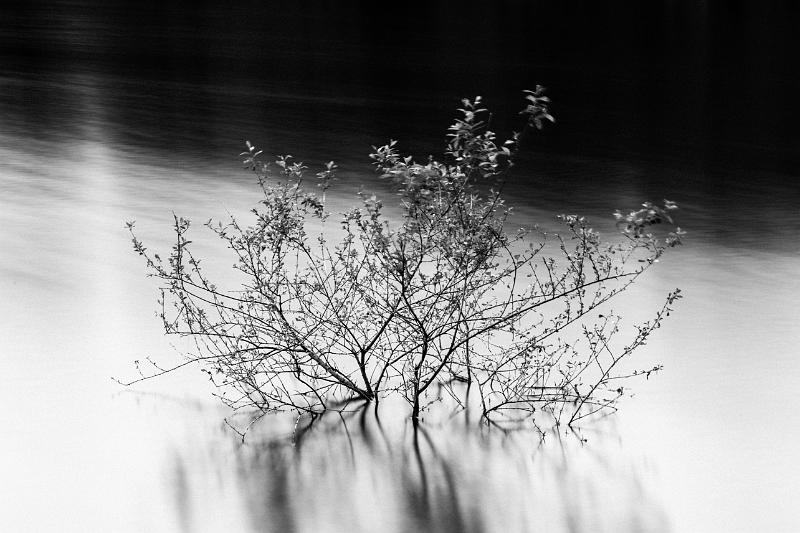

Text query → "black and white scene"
[1,2,798,532]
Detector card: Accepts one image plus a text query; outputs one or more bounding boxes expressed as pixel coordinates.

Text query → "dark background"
[2,1,799,241]
[3,1,798,163]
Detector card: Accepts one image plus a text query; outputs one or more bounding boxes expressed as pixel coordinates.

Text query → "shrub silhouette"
[124,88,683,432]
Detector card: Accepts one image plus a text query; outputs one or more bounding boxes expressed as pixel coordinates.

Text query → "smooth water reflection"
[2,97,799,532]
[2,106,799,532]
[154,403,670,533]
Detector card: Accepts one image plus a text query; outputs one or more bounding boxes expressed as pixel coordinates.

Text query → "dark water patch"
[3,1,798,172]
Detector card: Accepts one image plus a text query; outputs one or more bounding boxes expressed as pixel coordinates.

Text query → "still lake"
[1,3,799,532]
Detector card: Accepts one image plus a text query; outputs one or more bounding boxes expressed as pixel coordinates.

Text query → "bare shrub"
[122,88,683,432]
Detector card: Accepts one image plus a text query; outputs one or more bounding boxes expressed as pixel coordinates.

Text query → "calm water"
[1,3,799,532]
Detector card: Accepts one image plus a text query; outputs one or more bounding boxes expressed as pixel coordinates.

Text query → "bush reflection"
[166,404,669,533]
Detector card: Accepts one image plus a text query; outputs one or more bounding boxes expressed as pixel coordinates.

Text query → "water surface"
[1,3,799,532]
